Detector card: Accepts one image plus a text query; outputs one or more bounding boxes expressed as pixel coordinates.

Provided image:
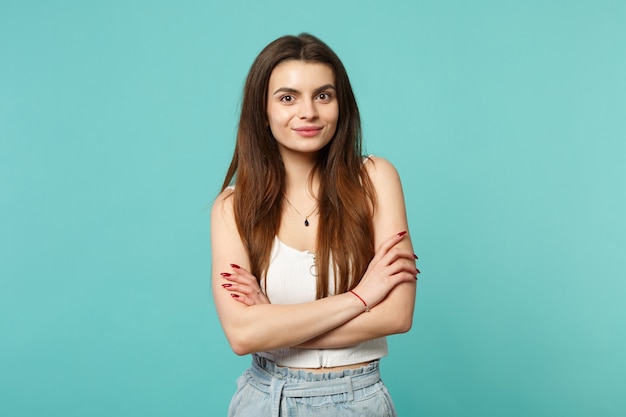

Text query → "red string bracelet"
[349,290,370,312]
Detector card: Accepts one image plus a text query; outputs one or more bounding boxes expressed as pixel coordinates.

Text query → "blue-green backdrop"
[1,0,624,416]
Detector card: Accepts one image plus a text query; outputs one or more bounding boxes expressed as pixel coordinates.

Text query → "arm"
[298,156,417,348]
[211,187,416,356]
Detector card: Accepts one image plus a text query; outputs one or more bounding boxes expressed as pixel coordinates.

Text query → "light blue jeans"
[228,354,397,417]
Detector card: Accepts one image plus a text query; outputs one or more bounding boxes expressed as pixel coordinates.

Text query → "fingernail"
[220,272,231,277]
[222,283,232,288]
[230,263,241,269]
[413,254,418,259]
[230,293,240,298]
[397,231,407,237]
[416,268,421,274]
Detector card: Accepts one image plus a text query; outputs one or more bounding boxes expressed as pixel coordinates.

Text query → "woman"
[211,33,418,416]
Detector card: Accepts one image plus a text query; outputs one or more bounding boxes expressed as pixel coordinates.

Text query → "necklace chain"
[284,197,318,227]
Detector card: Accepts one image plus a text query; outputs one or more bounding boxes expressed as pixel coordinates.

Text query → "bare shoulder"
[211,188,239,240]
[211,188,235,220]
[363,155,402,189]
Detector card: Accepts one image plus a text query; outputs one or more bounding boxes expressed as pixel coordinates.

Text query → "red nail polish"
[230,293,240,298]
[222,283,232,288]
[397,231,407,237]
[220,272,231,277]
[230,263,241,269]
[413,254,418,259]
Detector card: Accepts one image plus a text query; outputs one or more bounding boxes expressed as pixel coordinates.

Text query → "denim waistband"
[250,354,381,398]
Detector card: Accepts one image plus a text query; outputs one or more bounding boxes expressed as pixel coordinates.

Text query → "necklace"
[284,197,318,227]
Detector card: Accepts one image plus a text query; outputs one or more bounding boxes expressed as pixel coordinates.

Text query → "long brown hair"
[221,33,376,298]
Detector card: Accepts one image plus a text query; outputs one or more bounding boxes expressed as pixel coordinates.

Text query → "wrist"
[349,290,370,313]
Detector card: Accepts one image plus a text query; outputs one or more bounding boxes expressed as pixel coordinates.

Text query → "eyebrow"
[272,84,337,96]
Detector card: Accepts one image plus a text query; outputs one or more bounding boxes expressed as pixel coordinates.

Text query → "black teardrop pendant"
[304,219,310,227]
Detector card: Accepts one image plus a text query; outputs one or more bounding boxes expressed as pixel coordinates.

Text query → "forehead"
[268,60,335,90]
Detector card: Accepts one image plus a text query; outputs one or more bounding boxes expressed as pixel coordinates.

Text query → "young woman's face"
[266,60,339,157]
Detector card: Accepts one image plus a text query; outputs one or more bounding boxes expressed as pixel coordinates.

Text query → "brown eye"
[317,92,332,101]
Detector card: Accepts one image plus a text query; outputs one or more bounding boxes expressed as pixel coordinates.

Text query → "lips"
[293,126,323,138]
[293,126,323,132]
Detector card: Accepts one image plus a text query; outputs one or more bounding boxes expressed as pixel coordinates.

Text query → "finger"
[231,266,261,287]
[229,293,254,306]
[391,270,420,285]
[229,290,269,306]
[238,284,263,297]
[379,247,415,267]
[222,282,263,299]
[386,262,419,282]
[384,258,420,278]
[224,263,258,284]
[372,231,409,262]
[220,271,259,288]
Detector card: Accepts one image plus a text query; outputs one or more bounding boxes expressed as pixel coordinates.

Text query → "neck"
[281,151,319,196]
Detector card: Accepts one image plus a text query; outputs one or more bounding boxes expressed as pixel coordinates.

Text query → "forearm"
[217,290,366,355]
[296,311,391,349]
[297,282,416,349]
[216,238,416,354]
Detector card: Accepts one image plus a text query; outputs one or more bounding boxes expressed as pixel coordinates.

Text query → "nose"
[297,99,318,120]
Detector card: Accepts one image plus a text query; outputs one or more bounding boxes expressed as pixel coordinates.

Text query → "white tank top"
[257,237,387,368]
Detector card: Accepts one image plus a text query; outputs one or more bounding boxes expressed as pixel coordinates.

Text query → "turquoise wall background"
[1,0,624,416]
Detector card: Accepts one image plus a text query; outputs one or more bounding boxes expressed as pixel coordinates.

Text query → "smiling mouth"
[293,126,323,132]
[293,126,323,137]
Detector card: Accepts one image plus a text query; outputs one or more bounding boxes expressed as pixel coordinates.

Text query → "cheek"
[329,123,338,138]
[327,107,339,131]
[328,104,339,124]
[267,107,290,126]
[267,111,289,138]
[266,115,280,133]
